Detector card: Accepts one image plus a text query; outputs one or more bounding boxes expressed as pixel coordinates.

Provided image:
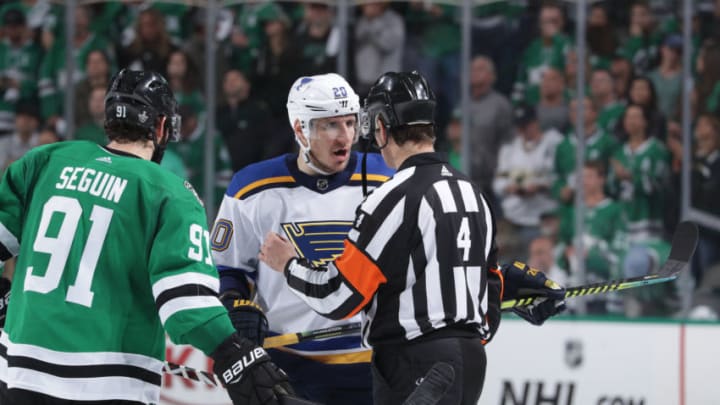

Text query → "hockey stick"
[259,222,699,341]
[164,222,698,386]
[256,222,699,345]
[402,362,456,405]
[501,220,698,309]
[263,322,362,349]
[162,361,222,386]
[161,362,322,405]
[161,324,363,387]
[162,359,455,405]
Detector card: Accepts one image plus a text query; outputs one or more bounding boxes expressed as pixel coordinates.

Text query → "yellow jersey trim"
[233,176,296,199]
[350,173,390,182]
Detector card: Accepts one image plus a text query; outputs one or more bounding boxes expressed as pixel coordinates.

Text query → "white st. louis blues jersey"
[211,152,393,362]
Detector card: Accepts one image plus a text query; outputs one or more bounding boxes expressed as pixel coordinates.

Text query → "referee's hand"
[259,232,297,272]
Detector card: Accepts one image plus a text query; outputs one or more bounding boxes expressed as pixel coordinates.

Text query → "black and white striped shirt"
[284,152,503,347]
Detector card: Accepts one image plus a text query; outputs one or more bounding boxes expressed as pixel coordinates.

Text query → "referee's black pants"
[371,336,487,405]
[0,381,146,405]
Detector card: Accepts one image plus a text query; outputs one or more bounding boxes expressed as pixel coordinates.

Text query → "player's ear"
[374,117,389,149]
[294,120,309,148]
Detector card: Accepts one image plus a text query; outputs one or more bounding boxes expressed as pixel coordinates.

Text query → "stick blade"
[658,221,699,277]
[403,362,456,405]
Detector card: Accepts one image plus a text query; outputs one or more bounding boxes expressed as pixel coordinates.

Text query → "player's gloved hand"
[502,261,566,326]
[0,277,10,328]
[212,333,294,405]
[220,291,268,346]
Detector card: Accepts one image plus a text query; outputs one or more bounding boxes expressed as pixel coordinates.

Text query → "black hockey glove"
[220,291,268,346]
[212,333,294,405]
[0,277,10,328]
[502,261,566,326]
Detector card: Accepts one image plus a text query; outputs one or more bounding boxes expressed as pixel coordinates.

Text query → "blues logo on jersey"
[282,221,353,267]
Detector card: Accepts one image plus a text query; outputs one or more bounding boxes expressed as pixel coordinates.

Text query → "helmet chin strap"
[296,125,334,176]
[150,117,169,164]
[150,141,166,164]
[301,145,334,176]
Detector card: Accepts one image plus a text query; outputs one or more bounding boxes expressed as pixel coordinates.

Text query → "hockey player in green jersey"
[0,69,293,405]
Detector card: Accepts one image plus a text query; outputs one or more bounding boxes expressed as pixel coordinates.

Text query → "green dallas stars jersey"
[558,198,627,279]
[596,101,625,135]
[608,137,670,242]
[165,122,233,207]
[0,38,43,132]
[511,33,571,105]
[0,141,234,403]
[552,128,620,203]
[38,33,112,119]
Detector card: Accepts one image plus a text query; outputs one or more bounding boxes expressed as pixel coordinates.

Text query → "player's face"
[308,114,357,174]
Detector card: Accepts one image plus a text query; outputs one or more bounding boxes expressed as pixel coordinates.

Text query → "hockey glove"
[212,333,294,405]
[0,277,9,328]
[502,261,566,326]
[220,291,268,346]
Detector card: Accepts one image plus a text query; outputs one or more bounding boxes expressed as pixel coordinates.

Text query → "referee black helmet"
[360,71,436,142]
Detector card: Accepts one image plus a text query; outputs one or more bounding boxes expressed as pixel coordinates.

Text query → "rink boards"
[160,319,720,405]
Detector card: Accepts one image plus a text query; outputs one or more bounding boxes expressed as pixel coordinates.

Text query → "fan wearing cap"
[259,71,567,404]
[493,103,563,260]
[647,34,683,120]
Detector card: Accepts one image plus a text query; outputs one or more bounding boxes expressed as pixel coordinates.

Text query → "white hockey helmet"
[287,73,360,174]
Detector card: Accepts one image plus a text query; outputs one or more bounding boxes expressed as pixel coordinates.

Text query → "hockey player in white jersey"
[211,73,393,404]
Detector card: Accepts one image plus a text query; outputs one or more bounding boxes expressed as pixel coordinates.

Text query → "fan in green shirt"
[166,49,205,115]
[0,8,43,135]
[443,108,462,171]
[558,161,626,289]
[511,3,571,105]
[74,87,106,145]
[558,160,627,314]
[553,97,619,210]
[166,104,233,209]
[227,2,285,73]
[591,68,625,135]
[38,6,114,121]
[607,104,670,242]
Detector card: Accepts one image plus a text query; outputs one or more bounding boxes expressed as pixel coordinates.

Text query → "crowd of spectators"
[0,0,718,319]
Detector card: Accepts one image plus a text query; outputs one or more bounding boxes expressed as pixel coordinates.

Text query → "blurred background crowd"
[0,0,718,320]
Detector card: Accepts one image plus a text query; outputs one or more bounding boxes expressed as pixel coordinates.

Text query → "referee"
[260,71,567,404]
